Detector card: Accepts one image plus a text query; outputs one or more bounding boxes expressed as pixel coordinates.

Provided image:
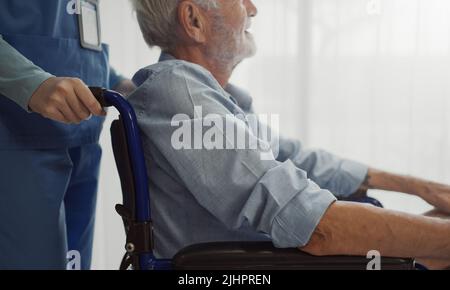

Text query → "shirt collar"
[159,52,176,62]
[158,52,253,111]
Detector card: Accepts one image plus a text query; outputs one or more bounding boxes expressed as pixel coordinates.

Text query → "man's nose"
[245,0,258,17]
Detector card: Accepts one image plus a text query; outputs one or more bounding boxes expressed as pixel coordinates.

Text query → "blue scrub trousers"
[0,144,101,270]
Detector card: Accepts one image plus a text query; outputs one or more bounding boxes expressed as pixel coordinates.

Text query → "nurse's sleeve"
[0,35,53,111]
[129,64,337,248]
[275,136,368,198]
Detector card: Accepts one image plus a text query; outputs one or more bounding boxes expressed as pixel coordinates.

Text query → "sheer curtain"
[306,0,450,213]
[93,0,450,269]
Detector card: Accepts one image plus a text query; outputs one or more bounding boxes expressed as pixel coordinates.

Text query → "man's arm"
[359,168,450,214]
[275,137,368,199]
[302,201,450,262]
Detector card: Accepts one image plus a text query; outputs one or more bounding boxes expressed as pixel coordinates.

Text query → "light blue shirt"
[128,53,368,259]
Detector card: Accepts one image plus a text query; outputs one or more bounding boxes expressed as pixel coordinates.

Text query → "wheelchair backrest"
[111,117,137,220]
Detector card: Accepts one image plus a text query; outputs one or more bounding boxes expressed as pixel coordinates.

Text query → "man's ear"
[177,1,207,43]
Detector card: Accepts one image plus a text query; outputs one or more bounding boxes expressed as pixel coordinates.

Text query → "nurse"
[0,0,134,269]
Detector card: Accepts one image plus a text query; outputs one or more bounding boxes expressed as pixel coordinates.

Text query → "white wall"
[93,0,449,269]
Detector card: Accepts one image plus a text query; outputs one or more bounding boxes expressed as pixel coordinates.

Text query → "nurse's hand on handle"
[28,77,107,124]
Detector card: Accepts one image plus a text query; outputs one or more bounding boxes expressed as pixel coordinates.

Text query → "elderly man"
[128,0,450,269]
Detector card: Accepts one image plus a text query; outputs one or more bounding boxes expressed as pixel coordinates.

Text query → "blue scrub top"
[0,0,110,149]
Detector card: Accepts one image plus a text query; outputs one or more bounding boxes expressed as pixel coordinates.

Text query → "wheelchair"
[90,87,416,270]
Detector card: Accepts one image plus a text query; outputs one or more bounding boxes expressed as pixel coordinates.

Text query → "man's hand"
[359,168,450,214]
[408,178,450,215]
[29,77,106,124]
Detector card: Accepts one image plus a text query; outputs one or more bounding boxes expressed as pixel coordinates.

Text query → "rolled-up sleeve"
[276,137,368,198]
[129,62,337,248]
[241,160,337,248]
[0,35,53,111]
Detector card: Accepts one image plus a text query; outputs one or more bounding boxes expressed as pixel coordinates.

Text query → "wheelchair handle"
[89,87,114,108]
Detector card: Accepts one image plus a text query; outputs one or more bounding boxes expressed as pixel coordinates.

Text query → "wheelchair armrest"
[173,242,415,270]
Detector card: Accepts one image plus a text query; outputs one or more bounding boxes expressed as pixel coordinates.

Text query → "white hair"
[130,0,219,51]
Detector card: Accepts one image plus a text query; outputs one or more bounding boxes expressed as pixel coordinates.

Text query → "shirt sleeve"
[129,62,337,248]
[226,85,368,198]
[275,136,369,198]
[0,35,54,111]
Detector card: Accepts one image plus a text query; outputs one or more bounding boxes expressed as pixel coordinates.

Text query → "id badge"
[78,0,102,51]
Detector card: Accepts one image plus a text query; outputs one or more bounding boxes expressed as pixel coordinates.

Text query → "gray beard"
[206,15,257,70]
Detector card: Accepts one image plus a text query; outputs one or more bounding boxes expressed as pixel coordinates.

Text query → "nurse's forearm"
[0,35,53,111]
[301,201,450,260]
